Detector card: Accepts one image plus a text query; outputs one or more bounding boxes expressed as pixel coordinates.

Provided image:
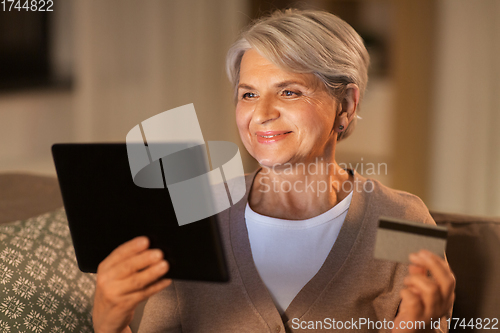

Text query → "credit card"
[373,216,448,263]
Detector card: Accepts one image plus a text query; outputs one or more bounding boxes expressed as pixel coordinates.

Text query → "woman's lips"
[255,131,292,144]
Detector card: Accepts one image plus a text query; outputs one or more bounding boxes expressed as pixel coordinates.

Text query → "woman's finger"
[98,236,150,272]
[396,287,424,322]
[126,278,173,307]
[408,263,427,276]
[106,248,164,281]
[410,250,455,300]
[116,259,170,295]
[404,274,442,319]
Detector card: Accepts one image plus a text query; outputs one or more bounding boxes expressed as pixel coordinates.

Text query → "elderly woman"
[92,9,455,333]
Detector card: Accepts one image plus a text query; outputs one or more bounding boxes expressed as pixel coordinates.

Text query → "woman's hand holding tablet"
[92,236,172,333]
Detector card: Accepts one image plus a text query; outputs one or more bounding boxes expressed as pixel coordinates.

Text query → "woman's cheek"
[235,107,253,148]
[235,105,251,133]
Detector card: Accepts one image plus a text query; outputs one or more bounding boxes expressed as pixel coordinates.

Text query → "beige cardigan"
[137,169,447,333]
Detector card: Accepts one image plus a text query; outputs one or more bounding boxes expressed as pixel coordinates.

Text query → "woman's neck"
[248,161,354,220]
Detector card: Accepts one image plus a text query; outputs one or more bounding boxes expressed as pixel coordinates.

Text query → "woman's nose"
[252,96,280,125]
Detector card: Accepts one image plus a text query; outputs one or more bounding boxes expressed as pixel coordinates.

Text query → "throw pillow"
[0,208,96,332]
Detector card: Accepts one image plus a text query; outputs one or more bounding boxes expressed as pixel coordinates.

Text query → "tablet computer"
[52,143,229,282]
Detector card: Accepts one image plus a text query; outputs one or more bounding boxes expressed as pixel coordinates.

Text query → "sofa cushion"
[0,208,95,332]
[432,211,500,324]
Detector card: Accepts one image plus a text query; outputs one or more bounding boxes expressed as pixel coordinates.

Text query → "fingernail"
[152,249,163,259]
[409,253,419,261]
[157,260,168,271]
[137,236,148,247]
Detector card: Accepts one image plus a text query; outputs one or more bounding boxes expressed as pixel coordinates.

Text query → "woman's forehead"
[239,49,322,90]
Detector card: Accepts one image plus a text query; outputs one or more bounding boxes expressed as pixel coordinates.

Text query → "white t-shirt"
[245,191,353,314]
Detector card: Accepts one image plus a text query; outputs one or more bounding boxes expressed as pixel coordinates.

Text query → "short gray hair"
[226,9,370,141]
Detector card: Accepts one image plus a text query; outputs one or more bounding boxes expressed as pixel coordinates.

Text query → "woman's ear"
[334,84,360,134]
[343,83,360,119]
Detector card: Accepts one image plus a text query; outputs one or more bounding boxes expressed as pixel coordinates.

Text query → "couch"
[1,173,499,332]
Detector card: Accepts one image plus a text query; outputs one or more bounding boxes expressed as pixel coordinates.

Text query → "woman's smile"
[256,130,293,144]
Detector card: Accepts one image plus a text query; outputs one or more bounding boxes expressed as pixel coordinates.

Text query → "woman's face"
[236,49,340,168]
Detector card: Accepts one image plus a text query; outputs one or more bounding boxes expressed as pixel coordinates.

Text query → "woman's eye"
[282,90,299,97]
[242,92,257,99]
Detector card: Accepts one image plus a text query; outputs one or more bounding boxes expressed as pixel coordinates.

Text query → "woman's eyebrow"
[237,83,254,90]
[274,80,307,89]
[237,80,307,90]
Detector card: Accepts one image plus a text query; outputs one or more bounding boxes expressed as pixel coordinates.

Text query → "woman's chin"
[248,147,295,169]
[255,156,291,169]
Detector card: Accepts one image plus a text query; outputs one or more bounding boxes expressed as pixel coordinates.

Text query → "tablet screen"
[52,143,229,282]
